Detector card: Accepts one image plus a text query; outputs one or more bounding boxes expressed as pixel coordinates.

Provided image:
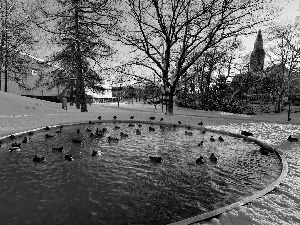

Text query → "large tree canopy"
[113,0,275,114]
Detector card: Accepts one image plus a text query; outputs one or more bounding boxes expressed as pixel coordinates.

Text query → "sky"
[29,0,300,68]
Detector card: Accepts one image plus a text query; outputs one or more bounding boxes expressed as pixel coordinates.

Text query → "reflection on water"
[0,123,282,224]
[200,122,300,225]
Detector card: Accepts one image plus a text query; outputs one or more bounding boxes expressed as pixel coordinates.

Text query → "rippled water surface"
[0,122,282,225]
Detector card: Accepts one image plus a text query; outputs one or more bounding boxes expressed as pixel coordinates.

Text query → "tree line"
[1,0,299,114]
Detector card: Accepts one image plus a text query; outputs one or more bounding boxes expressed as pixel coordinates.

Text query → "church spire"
[250,30,265,72]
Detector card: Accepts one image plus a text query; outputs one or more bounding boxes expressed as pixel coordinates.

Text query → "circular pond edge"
[0,120,288,225]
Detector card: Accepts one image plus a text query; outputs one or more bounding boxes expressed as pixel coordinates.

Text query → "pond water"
[0,122,282,225]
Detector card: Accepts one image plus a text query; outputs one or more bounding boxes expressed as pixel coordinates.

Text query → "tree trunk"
[166,92,174,115]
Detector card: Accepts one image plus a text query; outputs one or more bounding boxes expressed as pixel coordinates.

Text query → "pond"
[0,122,282,225]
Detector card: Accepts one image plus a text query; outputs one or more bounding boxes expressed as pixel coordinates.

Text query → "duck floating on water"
[210,136,215,142]
[9,146,21,152]
[178,121,182,125]
[241,131,253,137]
[11,142,21,147]
[9,135,15,139]
[120,132,129,138]
[52,146,64,152]
[160,118,164,121]
[218,136,224,142]
[107,136,119,143]
[198,141,204,147]
[65,154,74,161]
[202,130,206,134]
[28,131,34,135]
[209,153,218,162]
[138,124,142,127]
[55,128,62,133]
[45,134,55,138]
[198,121,204,126]
[22,137,30,143]
[149,156,162,163]
[136,129,141,135]
[72,138,82,143]
[76,129,81,133]
[89,121,95,124]
[149,126,155,132]
[185,131,193,136]
[149,116,155,121]
[113,116,117,120]
[287,135,299,142]
[45,126,50,131]
[33,155,45,162]
[130,116,134,119]
[91,150,101,156]
[98,116,102,120]
[259,146,270,156]
[196,156,205,164]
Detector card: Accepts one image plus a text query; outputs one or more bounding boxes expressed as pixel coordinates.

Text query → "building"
[249,30,265,73]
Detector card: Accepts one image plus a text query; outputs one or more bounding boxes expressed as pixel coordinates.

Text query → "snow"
[1,91,300,225]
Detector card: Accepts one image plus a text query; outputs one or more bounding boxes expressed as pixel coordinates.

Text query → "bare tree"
[265,22,300,115]
[112,0,274,114]
[0,0,38,92]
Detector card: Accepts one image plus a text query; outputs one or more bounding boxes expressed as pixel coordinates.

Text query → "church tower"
[249,30,265,73]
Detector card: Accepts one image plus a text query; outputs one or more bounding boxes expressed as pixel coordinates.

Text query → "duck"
[138,124,142,127]
[114,126,121,130]
[178,121,182,125]
[196,156,205,164]
[186,126,191,130]
[9,146,21,152]
[160,118,164,122]
[9,135,15,139]
[33,155,45,162]
[98,116,102,120]
[52,146,64,152]
[149,116,155,121]
[76,129,81,133]
[65,154,74,161]
[136,129,141,135]
[287,135,299,142]
[259,146,270,156]
[130,116,134,119]
[209,153,218,162]
[28,131,34,135]
[107,136,119,143]
[202,129,206,134]
[22,137,30,143]
[113,116,117,120]
[149,156,162,163]
[185,131,193,136]
[91,150,101,156]
[198,141,204,147]
[198,121,204,126]
[120,132,129,138]
[45,134,55,138]
[128,124,135,127]
[210,136,215,142]
[72,138,82,143]
[86,128,92,132]
[45,126,50,131]
[89,121,95,124]
[218,136,224,142]
[241,130,254,137]
[55,128,63,133]
[11,142,21,147]
[149,126,155,132]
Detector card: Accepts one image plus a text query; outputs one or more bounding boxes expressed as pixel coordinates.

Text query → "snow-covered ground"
[1,91,300,225]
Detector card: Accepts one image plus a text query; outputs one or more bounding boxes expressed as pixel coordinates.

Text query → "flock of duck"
[1,115,298,164]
